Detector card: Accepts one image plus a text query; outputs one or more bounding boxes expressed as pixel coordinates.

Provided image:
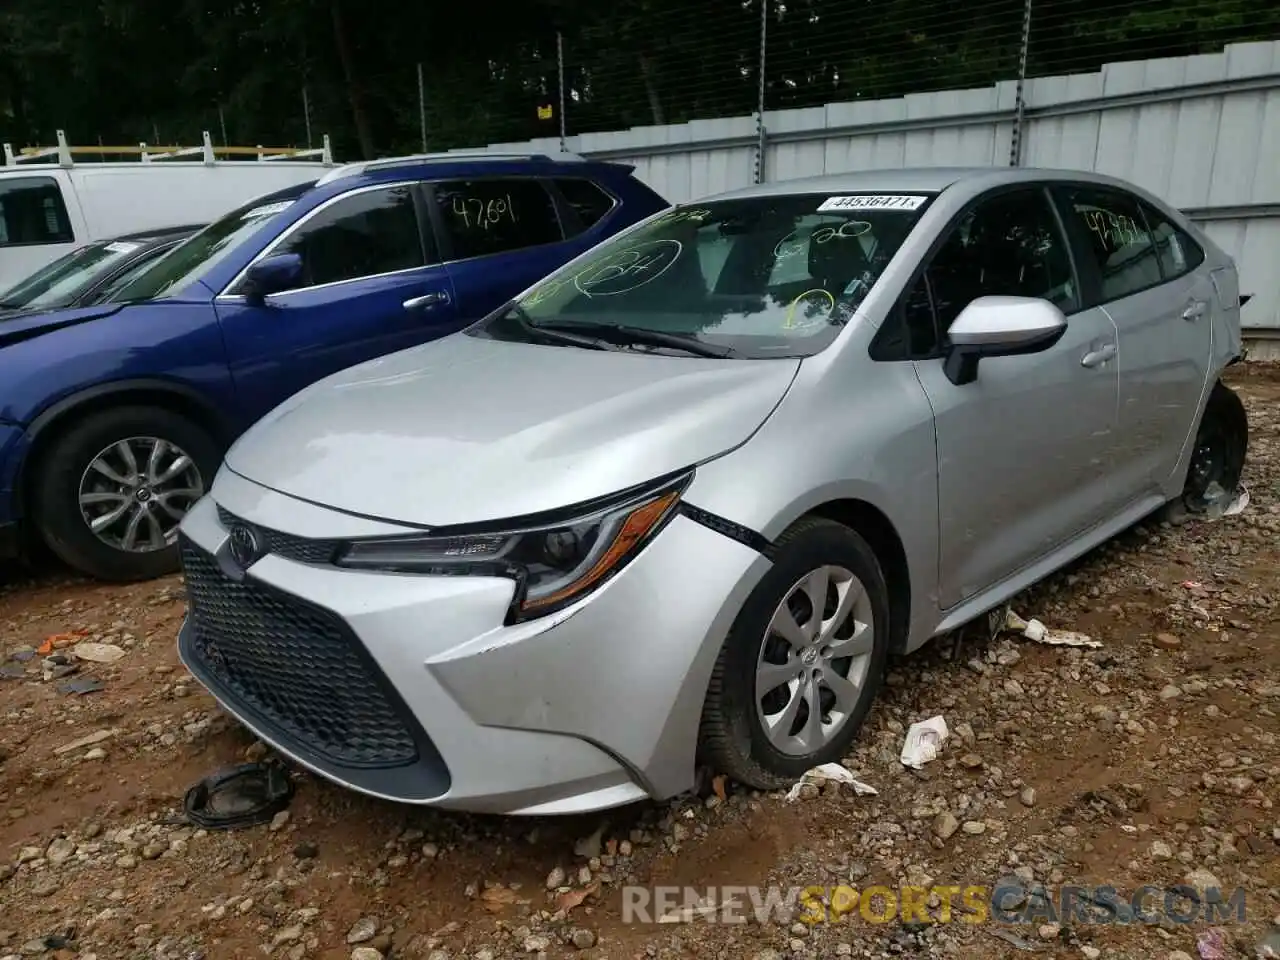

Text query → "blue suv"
[0,153,668,581]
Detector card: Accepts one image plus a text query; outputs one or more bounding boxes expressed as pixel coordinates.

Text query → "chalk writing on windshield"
[448,193,518,231]
[573,240,683,297]
[652,208,713,227]
[784,288,836,330]
[775,219,872,261]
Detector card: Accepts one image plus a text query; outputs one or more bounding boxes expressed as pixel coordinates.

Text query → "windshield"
[0,239,145,312]
[112,190,307,302]
[478,192,932,358]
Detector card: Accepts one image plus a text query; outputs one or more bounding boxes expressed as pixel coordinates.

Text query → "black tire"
[698,516,891,789]
[31,406,221,582]
[1182,380,1248,513]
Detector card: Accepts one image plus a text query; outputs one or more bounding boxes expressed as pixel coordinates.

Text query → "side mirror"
[943,296,1068,386]
[241,253,304,303]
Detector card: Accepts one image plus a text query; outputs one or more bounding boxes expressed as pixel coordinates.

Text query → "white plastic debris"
[1199,481,1250,519]
[71,642,127,664]
[1003,609,1102,649]
[900,716,949,769]
[785,762,878,801]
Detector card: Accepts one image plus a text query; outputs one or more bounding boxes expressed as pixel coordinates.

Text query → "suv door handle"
[1182,300,1207,320]
[1080,343,1116,368]
[404,291,450,310]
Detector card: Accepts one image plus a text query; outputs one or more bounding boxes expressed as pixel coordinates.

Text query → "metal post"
[754,0,768,184]
[1009,0,1033,166]
[303,87,313,149]
[417,63,428,153]
[218,104,228,147]
[556,32,567,151]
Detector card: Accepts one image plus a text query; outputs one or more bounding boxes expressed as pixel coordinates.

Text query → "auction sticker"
[817,195,926,212]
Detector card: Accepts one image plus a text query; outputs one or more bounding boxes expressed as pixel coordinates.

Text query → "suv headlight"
[335,470,692,621]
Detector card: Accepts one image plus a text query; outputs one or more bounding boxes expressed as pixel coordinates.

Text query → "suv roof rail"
[315,149,588,187]
[2,130,335,167]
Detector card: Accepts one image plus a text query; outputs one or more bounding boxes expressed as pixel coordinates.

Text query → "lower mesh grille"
[180,537,419,768]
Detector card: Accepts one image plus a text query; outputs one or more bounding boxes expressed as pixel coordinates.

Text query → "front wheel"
[31,407,220,581]
[698,516,891,790]
[1182,380,1248,513]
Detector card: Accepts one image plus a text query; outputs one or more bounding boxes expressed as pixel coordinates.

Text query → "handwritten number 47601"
[451,194,517,231]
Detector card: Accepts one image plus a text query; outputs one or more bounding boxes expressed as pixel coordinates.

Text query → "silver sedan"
[176,166,1248,814]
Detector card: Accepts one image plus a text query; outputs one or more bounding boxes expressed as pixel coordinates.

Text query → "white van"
[0,131,336,290]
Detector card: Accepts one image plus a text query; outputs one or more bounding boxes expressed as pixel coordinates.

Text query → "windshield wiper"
[502,303,616,352]
[535,320,739,359]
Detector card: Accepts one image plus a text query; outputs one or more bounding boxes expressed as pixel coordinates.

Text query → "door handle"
[1182,300,1207,320]
[404,291,450,310]
[1080,343,1116,368]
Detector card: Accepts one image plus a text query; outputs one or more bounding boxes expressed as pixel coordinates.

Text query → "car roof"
[706,166,1144,202]
[109,224,204,244]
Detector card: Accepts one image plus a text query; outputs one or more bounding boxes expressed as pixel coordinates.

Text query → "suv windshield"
[113,184,312,302]
[478,192,932,358]
[0,239,144,312]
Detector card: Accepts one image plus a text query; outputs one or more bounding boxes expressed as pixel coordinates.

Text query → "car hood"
[0,303,124,348]
[225,333,801,526]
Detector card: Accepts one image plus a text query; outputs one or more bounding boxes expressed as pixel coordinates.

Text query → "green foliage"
[0,0,1275,159]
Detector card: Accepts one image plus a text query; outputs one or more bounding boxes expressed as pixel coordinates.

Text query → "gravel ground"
[2,364,1278,960]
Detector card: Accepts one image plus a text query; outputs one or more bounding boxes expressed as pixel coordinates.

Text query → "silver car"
[177,167,1249,815]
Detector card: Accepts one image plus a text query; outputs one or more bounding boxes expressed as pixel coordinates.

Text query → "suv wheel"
[698,516,890,789]
[32,407,220,581]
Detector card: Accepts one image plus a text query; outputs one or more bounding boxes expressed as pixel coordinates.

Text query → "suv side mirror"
[241,253,304,303]
[943,295,1068,386]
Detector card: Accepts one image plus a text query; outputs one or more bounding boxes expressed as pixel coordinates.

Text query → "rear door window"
[432,178,564,260]
[1054,187,1163,304]
[0,177,74,247]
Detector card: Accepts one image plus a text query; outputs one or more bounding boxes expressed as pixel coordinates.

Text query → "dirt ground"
[2,366,1278,960]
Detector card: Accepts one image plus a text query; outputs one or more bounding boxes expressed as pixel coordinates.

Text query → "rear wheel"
[698,516,891,789]
[1182,380,1248,513]
[32,407,220,581]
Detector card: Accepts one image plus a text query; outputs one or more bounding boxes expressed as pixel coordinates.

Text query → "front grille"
[216,505,340,565]
[180,538,419,768]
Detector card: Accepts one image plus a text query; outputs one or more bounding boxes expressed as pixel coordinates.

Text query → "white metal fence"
[468,40,1280,333]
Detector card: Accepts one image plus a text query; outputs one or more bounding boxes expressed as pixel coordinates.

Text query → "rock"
[1183,867,1222,896]
[958,753,983,769]
[17,846,42,863]
[350,950,383,960]
[1159,684,1183,700]
[545,866,566,890]
[270,927,303,950]
[1150,840,1173,861]
[570,929,596,949]
[1038,923,1060,940]
[421,843,438,860]
[574,824,606,860]
[1166,953,1195,960]
[961,821,986,835]
[1081,947,1101,959]
[346,917,378,944]
[45,838,76,864]
[141,842,166,860]
[53,728,117,755]
[1019,787,1037,807]
[932,812,960,840]
[269,811,290,832]
[1153,632,1181,649]
[524,934,552,952]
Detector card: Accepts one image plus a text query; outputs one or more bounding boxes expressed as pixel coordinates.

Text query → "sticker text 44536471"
[817,195,926,213]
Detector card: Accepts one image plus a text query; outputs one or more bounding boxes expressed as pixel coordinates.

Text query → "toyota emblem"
[227,524,262,568]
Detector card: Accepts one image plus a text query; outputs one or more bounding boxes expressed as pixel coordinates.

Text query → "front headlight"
[335,471,692,622]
